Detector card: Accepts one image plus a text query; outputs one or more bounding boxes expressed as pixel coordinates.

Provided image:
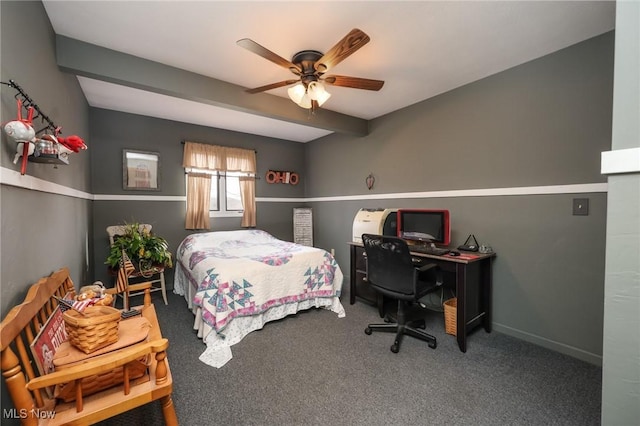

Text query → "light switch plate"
[573,198,589,215]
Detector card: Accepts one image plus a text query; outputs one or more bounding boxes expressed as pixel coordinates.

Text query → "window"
[207,171,245,217]
[183,142,256,229]
[185,170,249,217]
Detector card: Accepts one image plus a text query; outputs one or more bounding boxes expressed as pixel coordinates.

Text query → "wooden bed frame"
[0,267,178,425]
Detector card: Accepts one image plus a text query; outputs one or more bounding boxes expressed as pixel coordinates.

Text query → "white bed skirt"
[174,262,346,368]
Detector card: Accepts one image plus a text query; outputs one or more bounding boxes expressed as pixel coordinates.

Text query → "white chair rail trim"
[2,166,607,202]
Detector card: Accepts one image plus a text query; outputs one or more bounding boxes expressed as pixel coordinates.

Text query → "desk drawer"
[354,246,367,271]
[350,244,376,305]
[354,270,377,304]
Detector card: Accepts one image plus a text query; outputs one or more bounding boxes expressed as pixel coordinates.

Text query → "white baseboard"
[493,322,602,366]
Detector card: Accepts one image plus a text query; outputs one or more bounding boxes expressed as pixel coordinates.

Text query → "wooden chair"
[107,224,168,305]
[0,267,178,425]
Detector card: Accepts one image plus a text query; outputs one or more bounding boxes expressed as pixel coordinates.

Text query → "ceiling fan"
[237,28,384,109]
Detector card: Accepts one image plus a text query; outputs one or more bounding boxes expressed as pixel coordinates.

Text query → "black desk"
[349,242,495,352]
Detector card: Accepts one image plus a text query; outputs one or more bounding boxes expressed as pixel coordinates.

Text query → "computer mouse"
[448,250,461,256]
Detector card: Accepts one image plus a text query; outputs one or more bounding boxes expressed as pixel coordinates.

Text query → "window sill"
[210,211,244,218]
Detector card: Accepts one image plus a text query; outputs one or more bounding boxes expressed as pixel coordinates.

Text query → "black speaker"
[383,212,397,236]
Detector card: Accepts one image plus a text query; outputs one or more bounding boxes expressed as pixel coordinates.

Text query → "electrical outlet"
[573,198,589,216]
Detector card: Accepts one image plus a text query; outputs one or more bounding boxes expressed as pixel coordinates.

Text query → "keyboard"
[409,245,450,256]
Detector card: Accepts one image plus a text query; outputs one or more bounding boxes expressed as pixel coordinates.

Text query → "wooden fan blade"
[245,80,299,94]
[314,29,370,73]
[237,38,302,74]
[323,75,384,91]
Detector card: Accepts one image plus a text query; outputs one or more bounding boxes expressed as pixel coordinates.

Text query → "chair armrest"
[26,338,168,391]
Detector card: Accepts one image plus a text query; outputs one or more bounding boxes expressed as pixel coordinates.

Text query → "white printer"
[352,208,398,243]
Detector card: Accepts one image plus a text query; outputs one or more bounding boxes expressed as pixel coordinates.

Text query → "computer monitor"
[397,209,451,246]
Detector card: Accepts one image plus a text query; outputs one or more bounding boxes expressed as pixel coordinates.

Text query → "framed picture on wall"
[123,149,160,190]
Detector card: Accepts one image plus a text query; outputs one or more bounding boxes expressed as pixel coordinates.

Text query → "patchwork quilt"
[174,229,345,366]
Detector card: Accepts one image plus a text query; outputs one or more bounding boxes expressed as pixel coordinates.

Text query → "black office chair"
[362,233,443,353]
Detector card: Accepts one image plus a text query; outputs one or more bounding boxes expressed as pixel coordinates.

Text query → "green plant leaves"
[105,222,172,269]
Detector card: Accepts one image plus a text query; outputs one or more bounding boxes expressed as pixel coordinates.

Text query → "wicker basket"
[443,298,457,336]
[63,306,121,354]
[55,359,147,402]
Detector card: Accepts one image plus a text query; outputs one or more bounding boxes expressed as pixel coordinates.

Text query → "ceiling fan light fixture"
[288,82,327,109]
[299,93,312,109]
[307,82,331,107]
[287,83,306,105]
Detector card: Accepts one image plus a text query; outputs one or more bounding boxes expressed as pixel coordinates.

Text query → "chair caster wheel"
[390,343,399,353]
[365,327,372,335]
[429,341,437,349]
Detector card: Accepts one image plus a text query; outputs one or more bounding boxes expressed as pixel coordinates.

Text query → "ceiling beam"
[55,35,369,137]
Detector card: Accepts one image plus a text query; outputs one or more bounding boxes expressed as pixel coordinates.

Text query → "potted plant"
[106,222,173,275]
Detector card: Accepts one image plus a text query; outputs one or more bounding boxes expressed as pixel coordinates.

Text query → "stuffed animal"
[57,135,87,153]
[3,119,35,144]
[3,99,36,172]
[12,141,35,164]
[4,117,36,165]
[76,281,113,306]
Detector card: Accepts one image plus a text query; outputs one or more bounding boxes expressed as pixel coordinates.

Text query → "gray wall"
[307,32,614,364]
[0,1,91,311]
[0,0,91,415]
[89,108,308,286]
[601,1,640,423]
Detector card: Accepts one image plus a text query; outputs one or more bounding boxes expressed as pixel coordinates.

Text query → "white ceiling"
[42,1,615,143]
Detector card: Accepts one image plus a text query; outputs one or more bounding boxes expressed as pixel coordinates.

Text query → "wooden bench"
[1,267,178,425]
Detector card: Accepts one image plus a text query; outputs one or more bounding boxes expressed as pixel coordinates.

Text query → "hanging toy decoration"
[57,135,87,156]
[34,134,59,158]
[4,99,37,174]
[1,80,87,175]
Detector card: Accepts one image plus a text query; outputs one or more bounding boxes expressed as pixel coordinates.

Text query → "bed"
[174,229,345,367]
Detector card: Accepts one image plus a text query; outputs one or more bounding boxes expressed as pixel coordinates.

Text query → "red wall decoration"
[266,170,299,185]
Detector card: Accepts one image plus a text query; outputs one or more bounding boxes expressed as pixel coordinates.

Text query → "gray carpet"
[99,291,601,425]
